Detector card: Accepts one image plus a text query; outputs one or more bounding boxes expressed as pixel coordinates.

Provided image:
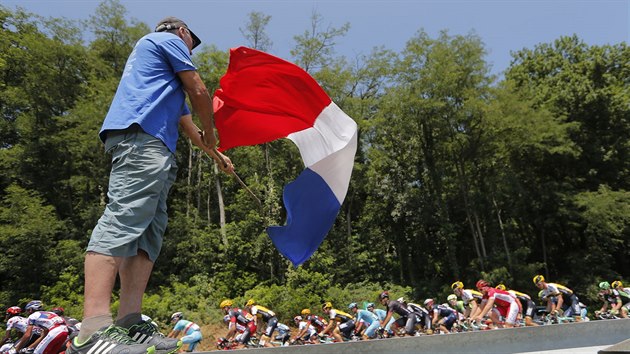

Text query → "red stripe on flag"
[213,47,332,151]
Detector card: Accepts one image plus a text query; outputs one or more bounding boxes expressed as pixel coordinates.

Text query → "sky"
[3,0,629,77]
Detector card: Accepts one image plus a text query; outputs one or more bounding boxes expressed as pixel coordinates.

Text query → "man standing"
[69,16,233,354]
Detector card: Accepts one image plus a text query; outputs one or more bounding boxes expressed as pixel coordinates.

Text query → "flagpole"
[205,148,263,209]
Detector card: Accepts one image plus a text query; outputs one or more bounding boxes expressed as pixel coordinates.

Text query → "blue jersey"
[101,32,195,153]
[173,319,200,335]
[372,308,388,321]
[433,304,456,318]
[355,310,378,325]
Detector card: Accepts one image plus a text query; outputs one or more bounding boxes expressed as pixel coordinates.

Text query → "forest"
[0,0,629,328]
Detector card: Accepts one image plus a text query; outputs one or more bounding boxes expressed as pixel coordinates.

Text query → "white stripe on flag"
[310,129,358,203]
[287,102,357,167]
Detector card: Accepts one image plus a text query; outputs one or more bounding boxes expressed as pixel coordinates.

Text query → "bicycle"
[595,311,621,320]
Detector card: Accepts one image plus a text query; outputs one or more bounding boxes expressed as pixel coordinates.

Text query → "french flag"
[213,47,357,266]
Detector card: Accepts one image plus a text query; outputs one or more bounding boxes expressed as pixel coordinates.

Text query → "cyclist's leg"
[364,321,380,339]
[404,316,416,335]
[181,331,202,352]
[442,314,457,332]
[260,317,278,347]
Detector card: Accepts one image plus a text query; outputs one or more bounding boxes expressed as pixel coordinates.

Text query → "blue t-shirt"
[100,32,196,153]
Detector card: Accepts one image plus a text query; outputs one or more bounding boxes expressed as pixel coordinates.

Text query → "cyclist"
[348,303,379,339]
[473,280,521,328]
[50,307,81,341]
[596,282,627,318]
[612,280,630,295]
[219,300,255,349]
[293,309,326,344]
[366,303,394,337]
[405,301,432,334]
[451,282,483,321]
[611,280,630,317]
[167,312,202,352]
[272,323,291,346]
[1,306,42,352]
[424,299,457,334]
[15,301,68,354]
[496,284,538,326]
[243,300,278,347]
[446,294,466,319]
[291,316,317,344]
[217,315,248,350]
[378,291,418,336]
[320,302,356,342]
[533,275,582,321]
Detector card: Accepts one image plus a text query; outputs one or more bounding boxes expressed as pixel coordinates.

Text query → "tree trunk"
[214,163,228,247]
[493,196,512,272]
[196,154,202,222]
[186,140,193,217]
[541,227,549,278]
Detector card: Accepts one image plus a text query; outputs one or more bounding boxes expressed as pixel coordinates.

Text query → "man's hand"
[209,149,234,174]
[201,129,217,149]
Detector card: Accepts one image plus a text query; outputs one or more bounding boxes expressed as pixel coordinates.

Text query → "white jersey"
[27,311,65,330]
[7,316,29,333]
[298,321,316,337]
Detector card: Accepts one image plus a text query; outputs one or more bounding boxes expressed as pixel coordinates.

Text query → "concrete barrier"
[600,338,630,354]
[207,319,630,353]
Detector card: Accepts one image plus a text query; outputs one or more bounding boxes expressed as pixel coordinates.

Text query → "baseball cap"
[155,16,201,49]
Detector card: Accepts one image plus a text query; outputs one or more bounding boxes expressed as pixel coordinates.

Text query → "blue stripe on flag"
[267,168,341,266]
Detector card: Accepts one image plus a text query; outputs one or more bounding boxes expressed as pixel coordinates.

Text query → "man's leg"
[117,250,154,322]
[78,252,122,342]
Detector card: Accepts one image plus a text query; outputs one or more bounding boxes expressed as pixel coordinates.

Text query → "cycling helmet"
[245,299,256,307]
[366,302,375,309]
[451,281,464,290]
[612,280,624,288]
[171,312,183,322]
[599,281,611,290]
[300,308,311,316]
[25,300,43,312]
[537,290,545,300]
[51,307,64,316]
[348,302,358,310]
[496,284,507,291]
[293,315,302,323]
[447,294,457,302]
[378,291,389,300]
[423,299,434,306]
[533,275,545,284]
[322,302,333,310]
[222,315,230,324]
[476,280,489,289]
[219,300,233,308]
[6,306,21,316]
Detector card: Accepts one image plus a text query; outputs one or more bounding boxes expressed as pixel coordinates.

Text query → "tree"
[290,11,349,73]
[239,11,272,51]
[0,184,63,306]
[87,0,149,77]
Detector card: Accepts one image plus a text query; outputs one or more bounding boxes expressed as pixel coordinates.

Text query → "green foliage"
[40,267,84,319]
[0,184,63,306]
